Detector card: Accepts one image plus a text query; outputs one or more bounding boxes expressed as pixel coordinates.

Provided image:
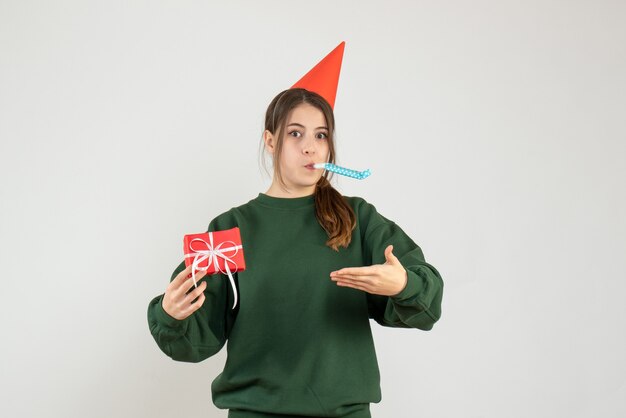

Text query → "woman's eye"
[289,131,302,138]
[317,132,328,139]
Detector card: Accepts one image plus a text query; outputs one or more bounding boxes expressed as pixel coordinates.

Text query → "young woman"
[147,87,444,418]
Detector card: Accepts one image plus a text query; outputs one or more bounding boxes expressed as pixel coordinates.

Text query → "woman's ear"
[263,130,275,155]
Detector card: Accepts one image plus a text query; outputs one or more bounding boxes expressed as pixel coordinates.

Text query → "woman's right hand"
[162,265,208,320]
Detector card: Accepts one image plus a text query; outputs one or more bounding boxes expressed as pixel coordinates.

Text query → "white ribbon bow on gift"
[183,232,242,309]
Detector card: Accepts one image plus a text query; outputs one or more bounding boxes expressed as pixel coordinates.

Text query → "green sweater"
[147,193,443,418]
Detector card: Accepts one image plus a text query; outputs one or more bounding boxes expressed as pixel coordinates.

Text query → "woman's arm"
[356,200,444,330]
[147,260,236,362]
[147,218,238,362]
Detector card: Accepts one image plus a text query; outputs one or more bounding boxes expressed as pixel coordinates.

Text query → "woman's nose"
[302,137,316,154]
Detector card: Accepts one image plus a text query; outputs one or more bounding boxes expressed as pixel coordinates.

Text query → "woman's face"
[266,103,330,194]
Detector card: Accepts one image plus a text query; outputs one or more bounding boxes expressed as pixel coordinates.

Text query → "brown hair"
[259,88,356,251]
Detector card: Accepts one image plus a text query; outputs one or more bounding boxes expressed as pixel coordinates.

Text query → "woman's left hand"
[330,245,408,296]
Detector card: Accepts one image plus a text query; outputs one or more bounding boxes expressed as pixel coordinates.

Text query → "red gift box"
[183,227,245,309]
[184,227,246,274]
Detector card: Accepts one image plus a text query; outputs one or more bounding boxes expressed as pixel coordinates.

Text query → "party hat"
[291,41,345,109]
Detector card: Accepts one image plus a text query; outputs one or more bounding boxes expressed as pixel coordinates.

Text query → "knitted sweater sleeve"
[147,217,237,362]
[359,200,444,330]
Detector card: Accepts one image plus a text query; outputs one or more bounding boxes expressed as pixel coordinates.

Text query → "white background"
[1,1,625,417]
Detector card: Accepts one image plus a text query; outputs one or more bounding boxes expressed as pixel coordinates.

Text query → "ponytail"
[314,176,356,251]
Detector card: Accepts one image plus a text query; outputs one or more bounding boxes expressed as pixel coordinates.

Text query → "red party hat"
[291,41,345,109]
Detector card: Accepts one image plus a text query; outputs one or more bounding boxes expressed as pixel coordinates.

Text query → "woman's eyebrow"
[287,123,328,130]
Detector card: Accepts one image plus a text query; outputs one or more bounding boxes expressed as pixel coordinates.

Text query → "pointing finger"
[331,265,377,276]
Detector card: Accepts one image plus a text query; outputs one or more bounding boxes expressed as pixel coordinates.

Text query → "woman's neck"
[264,183,316,198]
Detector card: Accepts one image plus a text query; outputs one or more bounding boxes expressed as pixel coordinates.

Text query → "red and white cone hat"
[290,41,345,109]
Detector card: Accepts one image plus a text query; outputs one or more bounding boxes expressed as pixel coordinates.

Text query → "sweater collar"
[254,192,315,209]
